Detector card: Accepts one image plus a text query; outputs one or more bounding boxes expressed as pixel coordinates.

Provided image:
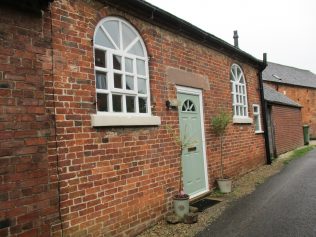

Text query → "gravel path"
[137,148,308,237]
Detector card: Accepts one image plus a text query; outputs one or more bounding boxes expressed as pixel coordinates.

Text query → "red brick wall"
[0,5,60,237]
[47,1,266,236]
[264,81,316,139]
[270,104,304,156]
[1,0,266,236]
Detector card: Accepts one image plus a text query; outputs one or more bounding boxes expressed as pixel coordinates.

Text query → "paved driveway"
[197,148,316,237]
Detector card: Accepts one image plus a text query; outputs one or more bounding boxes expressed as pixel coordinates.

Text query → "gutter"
[259,53,272,164]
[265,101,302,109]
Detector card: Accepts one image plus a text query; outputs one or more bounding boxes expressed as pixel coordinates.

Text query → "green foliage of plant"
[211,110,231,178]
[165,124,197,195]
[211,111,231,136]
[165,124,197,152]
[283,145,315,165]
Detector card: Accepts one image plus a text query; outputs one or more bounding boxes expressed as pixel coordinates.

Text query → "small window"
[182,100,196,112]
[253,104,262,133]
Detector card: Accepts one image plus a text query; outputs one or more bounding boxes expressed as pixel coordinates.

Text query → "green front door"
[178,89,208,197]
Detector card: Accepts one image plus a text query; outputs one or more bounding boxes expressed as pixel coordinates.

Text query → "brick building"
[0,0,268,236]
[263,62,316,139]
[264,85,303,157]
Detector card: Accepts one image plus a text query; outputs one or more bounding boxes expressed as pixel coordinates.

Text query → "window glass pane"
[112,95,122,112]
[96,72,107,89]
[230,73,235,81]
[239,107,243,116]
[95,29,115,49]
[122,22,137,50]
[103,20,120,49]
[136,59,146,76]
[113,55,122,70]
[235,85,238,93]
[237,67,242,78]
[254,115,259,131]
[97,93,108,111]
[139,97,147,113]
[114,73,122,88]
[138,78,147,94]
[244,107,247,116]
[126,75,134,90]
[236,95,239,103]
[240,76,244,83]
[125,58,133,73]
[254,106,258,113]
[236,106,239,116]
[95,49,106,68]
[126,96,135,113]
[128,40,144,57]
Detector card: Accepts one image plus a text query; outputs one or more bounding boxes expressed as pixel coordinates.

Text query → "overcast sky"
[145,0,316,73]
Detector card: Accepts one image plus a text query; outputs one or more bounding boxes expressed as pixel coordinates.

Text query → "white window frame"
[253,104,263,133]
[230,64,252,124]
[91,17,160,127]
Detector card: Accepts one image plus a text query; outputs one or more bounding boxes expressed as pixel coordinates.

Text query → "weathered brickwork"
[0,5,60,237]
[264,81,316,139]
[1,0,266,236]
[269,105,304,156]
[47,1,266,236]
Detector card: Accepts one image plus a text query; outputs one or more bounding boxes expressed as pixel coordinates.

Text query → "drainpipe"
[259,53,272,164]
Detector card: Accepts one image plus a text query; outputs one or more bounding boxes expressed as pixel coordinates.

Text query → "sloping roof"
[264,84,301,108]
[100,0,266,70]
[263,62,316,88]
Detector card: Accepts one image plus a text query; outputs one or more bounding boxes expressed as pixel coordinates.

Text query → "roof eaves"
[99,0,265,70]
[264,78,316,89]
[266,100,302,108]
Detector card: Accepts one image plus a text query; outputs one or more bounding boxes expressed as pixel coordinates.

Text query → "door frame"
[176,86,209,198]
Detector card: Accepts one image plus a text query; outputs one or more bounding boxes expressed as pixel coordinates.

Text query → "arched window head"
[230,64,248,118]
[94,17,150,115]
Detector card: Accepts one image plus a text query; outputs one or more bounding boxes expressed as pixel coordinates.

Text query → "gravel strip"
[137,149,303,237]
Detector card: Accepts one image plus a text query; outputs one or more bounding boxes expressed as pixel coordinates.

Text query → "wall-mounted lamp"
[166,99,179,110]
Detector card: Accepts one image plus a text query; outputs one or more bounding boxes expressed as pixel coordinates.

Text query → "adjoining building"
[264,85,303,157]
[263,62,316,139]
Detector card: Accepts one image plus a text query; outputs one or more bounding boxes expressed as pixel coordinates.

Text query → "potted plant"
[211,110,232,193]
[166,125,195,220]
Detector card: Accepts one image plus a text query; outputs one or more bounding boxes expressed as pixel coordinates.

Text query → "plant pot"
[217,178,232,193]
[173,194,189,219]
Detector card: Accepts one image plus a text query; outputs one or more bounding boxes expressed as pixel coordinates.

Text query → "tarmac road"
[196,148,316,237]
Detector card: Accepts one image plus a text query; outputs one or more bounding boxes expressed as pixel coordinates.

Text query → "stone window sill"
[90,114,161,127]
[233,117,253,124]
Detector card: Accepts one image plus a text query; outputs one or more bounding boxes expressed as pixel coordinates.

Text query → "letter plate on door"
[188,147,197,152]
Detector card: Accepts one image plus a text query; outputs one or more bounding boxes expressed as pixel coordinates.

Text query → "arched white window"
[93,17,150,115]
[230,64,249,119]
